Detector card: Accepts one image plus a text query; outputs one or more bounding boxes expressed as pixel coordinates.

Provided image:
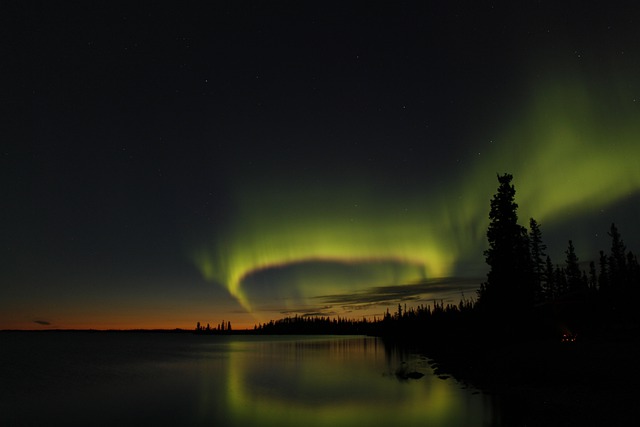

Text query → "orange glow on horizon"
[1,307,392,331]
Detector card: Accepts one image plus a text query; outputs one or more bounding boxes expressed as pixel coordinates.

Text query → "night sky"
[4,2,640,329]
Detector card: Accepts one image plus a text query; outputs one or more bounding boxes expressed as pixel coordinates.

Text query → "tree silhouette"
[554,265,568,297]
[478,173,533,315]
[598,250,609,294]
[608,223,627,292]
[529,218,546,303]
[564,240,583,294]
[588,261,597,290]
[542,255,555,300]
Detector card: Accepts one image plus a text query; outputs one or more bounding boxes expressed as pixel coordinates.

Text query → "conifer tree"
[589,261,597,290]
[565,240,583,293]
[529,218,546,302]
[626,252,640,304]
[479,174,533,313]
[608,223,627,291]
[554,266,568,297]
[581,271,589,290]
[598,250,609,294]
[544,255,556,300]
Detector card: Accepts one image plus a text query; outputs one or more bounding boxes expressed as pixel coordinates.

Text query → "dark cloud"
[315,277,482,307]
[271,277,482,319]
[33,320,51,326]
[280,306,339,318]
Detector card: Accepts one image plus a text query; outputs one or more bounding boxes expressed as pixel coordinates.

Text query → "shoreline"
[416,335,640,426]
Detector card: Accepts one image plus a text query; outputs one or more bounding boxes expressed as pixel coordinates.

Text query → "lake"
[1,332,497,426]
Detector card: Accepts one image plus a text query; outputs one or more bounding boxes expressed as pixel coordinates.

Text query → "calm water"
[1,332,496,426]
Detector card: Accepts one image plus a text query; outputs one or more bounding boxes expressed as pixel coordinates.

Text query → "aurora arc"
[194,70,640,314]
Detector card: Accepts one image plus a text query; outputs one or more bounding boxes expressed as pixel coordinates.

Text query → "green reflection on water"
[196,336,491,427]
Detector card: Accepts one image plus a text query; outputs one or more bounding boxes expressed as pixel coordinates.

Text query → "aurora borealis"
[3,2,640,329]
[192,69,640,317]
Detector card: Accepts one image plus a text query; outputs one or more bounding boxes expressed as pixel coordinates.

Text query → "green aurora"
[194,68,640,315]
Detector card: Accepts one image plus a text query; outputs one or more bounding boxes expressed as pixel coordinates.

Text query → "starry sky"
[3,1,640,329]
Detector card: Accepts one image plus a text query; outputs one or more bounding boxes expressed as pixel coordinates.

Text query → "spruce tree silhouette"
[608,223,627,293]
[627,251,640,297]
[555,266,568,297]
[564,240,583,294]
[478,174,533,322]
[529,218,546,303]
[588,261,598,291]
[543,255,556,300]
[598,250,609,295]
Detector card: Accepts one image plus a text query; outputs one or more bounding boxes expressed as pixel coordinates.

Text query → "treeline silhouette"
[194,320,232,334]
[194,300,477,337]
[475,174,640,342]
[255,315,373,335]
[196,174,640,344]
[246,298,477,340]
[253,298,477,338]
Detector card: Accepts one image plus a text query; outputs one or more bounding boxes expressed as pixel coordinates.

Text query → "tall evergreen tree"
[565,240,583,293]
[598,250,609,294]
[529,218,546,302]
[608,223,627,291]
[581,271,589,290]
[543,255,556,300]
[588,261,597,290]
[554,266,568,297]
[479,174,532,313]
[627,251,640,300]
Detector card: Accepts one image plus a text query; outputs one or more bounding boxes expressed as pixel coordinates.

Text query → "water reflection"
[0,333,494,426]
[195,336,493,427]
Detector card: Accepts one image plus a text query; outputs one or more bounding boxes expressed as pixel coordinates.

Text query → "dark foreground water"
[1,332,496,426]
